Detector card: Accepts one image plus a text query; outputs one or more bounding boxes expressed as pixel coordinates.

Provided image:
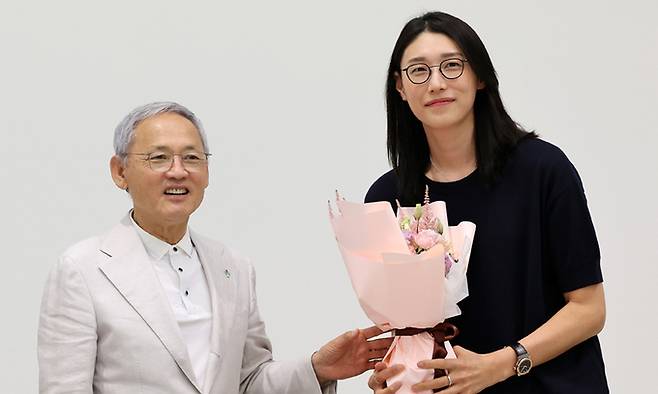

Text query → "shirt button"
[178,267,183,272]
[185,290,189,296]
[173,247,178,252]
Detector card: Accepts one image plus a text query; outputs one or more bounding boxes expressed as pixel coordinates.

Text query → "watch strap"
[511,342,532,376]
[511,342,528,358]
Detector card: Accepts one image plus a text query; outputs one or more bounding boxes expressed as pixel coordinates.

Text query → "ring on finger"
[445,371,452,387]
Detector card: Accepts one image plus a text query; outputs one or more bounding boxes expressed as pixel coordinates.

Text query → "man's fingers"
[368,337,394,350]
[368,371,386,390]
[368,372,383,389]
[333,329,358,346]
[368,364,405,389]
[367,359,386,377]
[368,348,389,360]
[361,325,387,339]
[377,381,401,393]
[378,364,405,380]
[365,360,378,371]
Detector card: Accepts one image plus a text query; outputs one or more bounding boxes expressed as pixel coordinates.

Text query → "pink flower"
[401,230,417,253]
[413,229,440,250]
[401,230,414,242]
[418,215,440,232]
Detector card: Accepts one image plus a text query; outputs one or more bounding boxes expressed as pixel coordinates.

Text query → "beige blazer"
[38,214,336,394]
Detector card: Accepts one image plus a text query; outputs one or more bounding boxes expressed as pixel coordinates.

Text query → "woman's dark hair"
[386,11,536,201]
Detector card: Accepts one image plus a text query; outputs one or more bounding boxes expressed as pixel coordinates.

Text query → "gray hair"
[113,101,209,158]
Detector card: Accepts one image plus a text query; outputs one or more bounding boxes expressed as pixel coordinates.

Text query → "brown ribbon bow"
[394,322,459,392]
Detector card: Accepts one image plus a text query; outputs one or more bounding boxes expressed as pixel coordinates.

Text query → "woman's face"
[396,31,483,131]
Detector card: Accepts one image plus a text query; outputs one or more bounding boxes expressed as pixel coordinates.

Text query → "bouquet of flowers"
[328,188,475,394]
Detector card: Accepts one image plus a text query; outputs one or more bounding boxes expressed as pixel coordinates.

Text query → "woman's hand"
[411,346,515,393]
[410,283,606,393]
[368,361,405,393]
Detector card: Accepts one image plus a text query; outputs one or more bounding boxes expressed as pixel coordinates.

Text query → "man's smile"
[164,187,189,195]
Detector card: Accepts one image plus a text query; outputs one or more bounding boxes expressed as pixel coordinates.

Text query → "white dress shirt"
[131,215,212,388]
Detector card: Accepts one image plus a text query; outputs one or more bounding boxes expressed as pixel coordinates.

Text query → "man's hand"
[312,325,393,385]
[368,361,405,393]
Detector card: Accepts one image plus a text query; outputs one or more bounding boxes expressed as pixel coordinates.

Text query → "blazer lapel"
[192,231,238,394]
[98,215,202,393]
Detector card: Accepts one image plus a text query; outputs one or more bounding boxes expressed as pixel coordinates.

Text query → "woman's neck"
[424,117,477,182]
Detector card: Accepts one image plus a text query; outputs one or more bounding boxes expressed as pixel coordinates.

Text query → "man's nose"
[166,156,188,177]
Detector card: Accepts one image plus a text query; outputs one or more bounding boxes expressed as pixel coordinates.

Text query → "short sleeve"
[544,154,603,293]
[364,170,398,208]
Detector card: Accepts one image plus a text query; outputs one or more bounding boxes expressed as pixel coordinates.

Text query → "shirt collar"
[130,210,194,260]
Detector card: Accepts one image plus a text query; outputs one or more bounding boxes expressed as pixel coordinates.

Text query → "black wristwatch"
[511,342,532,376]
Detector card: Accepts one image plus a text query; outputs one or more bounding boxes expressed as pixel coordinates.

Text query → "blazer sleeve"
[238,263,337,394]
[38,255,97,394]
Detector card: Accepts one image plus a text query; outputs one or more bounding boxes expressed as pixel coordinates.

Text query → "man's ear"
[395,72,407,101]
[110,155,128,191]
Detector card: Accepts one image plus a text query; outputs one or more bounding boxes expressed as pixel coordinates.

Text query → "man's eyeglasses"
[401,58,469,84]
[124,151,211,173]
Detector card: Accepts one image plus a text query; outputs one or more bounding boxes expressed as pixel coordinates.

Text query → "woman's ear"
[110,155,129,191]
[395,72,408,101]
[477,79,486,90]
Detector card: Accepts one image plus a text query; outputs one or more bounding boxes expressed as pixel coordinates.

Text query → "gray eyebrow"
[148,145,203,151]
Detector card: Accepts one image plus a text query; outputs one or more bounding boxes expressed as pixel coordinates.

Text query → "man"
[38,102,392,393]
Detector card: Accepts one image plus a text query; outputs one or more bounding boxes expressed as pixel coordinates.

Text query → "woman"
[365,12,608,393]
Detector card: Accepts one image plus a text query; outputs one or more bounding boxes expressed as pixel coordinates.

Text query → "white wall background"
[1,0,656,392]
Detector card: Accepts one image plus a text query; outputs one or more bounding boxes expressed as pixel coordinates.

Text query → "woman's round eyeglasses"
[402,58,468,84]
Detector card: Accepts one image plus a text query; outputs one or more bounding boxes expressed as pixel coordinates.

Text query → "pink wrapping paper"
[383,335,456,392]
[329,199,475,394]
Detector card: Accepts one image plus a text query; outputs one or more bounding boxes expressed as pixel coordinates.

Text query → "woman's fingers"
[411,375,451,392]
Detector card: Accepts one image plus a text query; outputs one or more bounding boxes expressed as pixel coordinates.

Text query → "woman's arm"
[520,282,605,366]
[410,282,606,393]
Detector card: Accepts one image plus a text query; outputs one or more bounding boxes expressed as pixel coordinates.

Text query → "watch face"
[517,358,532,376]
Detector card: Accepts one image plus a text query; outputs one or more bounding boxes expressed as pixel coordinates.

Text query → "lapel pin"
[224,269,231,279]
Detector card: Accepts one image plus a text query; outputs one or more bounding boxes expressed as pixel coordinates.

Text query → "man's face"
[111,112,209,231]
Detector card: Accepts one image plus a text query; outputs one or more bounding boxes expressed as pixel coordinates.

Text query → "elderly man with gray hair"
[37,102,392,393]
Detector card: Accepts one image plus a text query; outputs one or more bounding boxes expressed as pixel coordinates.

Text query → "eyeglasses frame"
[123,151,212,172]
[401,58,469,84]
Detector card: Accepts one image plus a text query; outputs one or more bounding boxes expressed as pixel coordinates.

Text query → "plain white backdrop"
[1,1,657,392]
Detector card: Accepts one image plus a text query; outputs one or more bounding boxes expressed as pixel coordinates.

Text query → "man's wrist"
[311,351,330,386]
